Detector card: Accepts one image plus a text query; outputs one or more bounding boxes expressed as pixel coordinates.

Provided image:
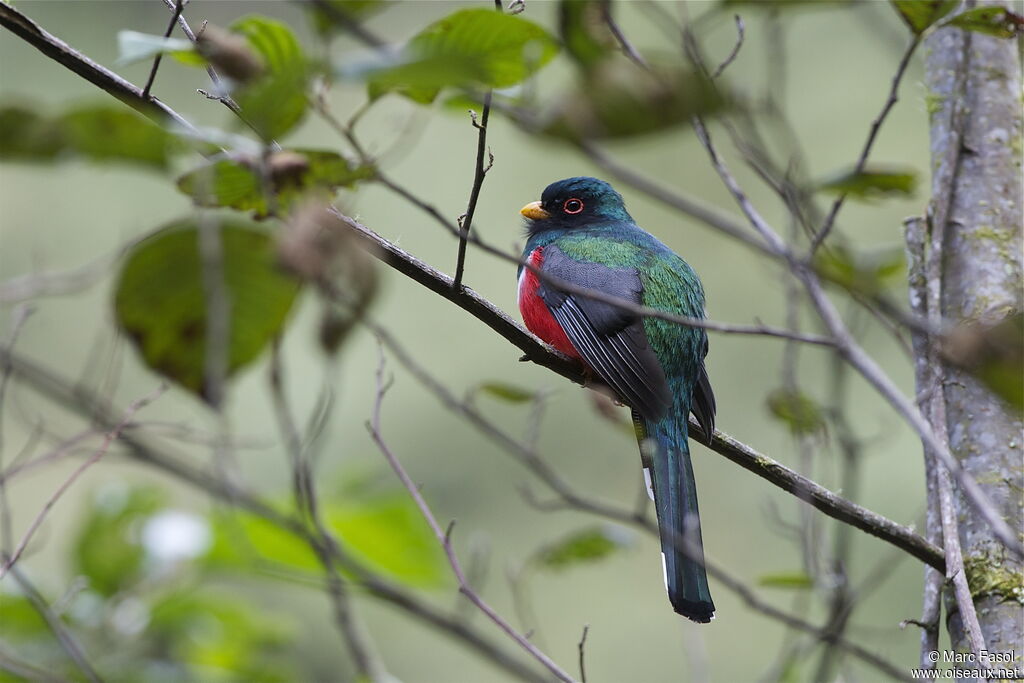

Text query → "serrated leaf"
[59,105,180,169]
[73,486,167,596]
[536,526,631,571]
[204,496,445,586]
[364,8,558,103]
[759,572,814,589]
[116,30,199,66]
[766,388,824,435]
[541,60,727,140]
[818,167,917,199]
[0,106,65,161]
[942,6,1024,38]
[176,149,374,217]
[478,381,535,403]
[114,220,301,401]
[891,0,957,33]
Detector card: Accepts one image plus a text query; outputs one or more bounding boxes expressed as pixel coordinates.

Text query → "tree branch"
[367,346,577,683]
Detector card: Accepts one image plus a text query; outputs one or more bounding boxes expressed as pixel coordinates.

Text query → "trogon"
[517,176,716,622]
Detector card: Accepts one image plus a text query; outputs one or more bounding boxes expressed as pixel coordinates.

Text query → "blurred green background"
[1,1,939,681]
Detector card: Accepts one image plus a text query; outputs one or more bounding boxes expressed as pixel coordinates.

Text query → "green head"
[520,177,633,234]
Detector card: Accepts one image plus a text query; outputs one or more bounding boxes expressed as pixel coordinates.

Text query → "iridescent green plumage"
[519,177,715,621]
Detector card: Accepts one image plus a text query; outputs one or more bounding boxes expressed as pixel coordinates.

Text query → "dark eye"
[563,198,584,215]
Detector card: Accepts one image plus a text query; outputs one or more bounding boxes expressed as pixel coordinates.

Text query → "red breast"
[518,247,581,359]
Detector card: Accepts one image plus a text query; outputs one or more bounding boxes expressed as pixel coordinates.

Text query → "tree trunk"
[922,0,1024,662]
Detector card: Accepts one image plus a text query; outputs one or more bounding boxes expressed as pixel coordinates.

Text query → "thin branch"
[267,346,387,682]
[810,34,922,251]
[158,0,242,115]
[366,345,578,683]
[453,99,494,290]
[6,565,103,683]
[601,0,649,69]
[577,624,589,683]
[924,213,987,656]
[0,305,34,557]
[0,2,197,133]
[141,0,184,99]
[712,15,745,79]
[0,384,166,580]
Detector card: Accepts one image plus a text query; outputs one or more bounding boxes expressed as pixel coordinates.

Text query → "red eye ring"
[563,198,584,215]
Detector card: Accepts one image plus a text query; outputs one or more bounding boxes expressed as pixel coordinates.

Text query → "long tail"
[635,411,715,622]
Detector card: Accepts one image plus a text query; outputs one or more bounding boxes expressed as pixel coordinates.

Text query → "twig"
[0,2,197,133]
[267,346,386,682]
[810,34,922,251]
[141,0,184,99]
[577,624,589,683]
[453,95,494,290]
[0,305,34,556]
[305,0,389,49]
[924,210,987,656]
[6,563,103,683]
[904,216,942,668]
[158,0,242,115]
[366,345,578,683]
[0,384,166,580]
[712,15,745,79]
[601,0,649,69]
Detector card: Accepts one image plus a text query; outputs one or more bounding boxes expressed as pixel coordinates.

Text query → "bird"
[517,176,716,622]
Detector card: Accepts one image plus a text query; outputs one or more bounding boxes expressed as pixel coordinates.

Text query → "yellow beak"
[520,201,550,220]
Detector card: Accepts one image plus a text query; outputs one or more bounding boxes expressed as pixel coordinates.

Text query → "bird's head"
[520,177,632,233]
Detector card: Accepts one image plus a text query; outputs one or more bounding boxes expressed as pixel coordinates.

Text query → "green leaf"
[327,496,446,586]
[149,592,297,682]
[817,167,917,199]
[541,60,727,140]
[942,6,1024,38]
[231,16,306,74]
[0,106,65,161]
[59,105,180,169]
[73,486,167,596]
[228,16,310,140]
[176,149,374,217]
[0,595,50,639]
[766,388,824,435]
[478,381,535,403]
[116,30,200,66]
[814,245,905,295]
[114,220,301,401]
[365,8,558,103]
[758,572,814,589]
[235,68,309,141]
[891,0,957,33]
[558,0,613,69]
[536,526,631,571]
[205,495,445,586]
